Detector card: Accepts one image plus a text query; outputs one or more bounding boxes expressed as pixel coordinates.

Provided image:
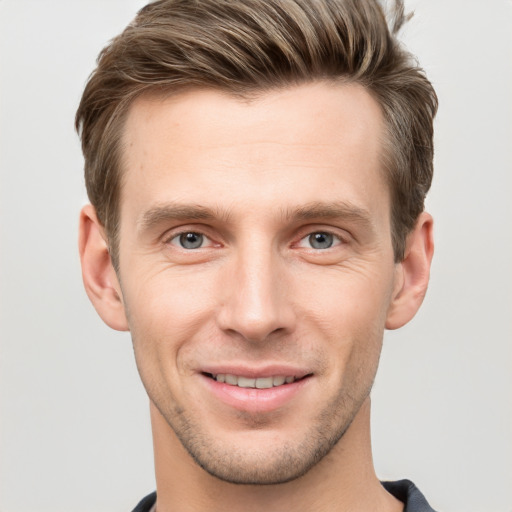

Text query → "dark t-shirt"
[131,479,437,511]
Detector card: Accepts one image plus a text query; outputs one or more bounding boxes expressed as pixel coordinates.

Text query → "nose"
[216,243,296,343]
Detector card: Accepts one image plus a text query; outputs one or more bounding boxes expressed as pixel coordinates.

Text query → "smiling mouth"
[203,373,310,389]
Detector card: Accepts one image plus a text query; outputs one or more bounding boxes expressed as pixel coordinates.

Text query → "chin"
[188,444,328,485]
[168,413,351,486]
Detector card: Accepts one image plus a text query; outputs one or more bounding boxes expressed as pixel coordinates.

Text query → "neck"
[150,398,403,512]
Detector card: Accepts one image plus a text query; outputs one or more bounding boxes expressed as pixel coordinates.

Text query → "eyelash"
[165,229,345,251]
[296,231,343,250]
[167,231,215,250]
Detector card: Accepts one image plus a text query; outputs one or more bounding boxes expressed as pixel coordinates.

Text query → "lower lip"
[200,374,311,413]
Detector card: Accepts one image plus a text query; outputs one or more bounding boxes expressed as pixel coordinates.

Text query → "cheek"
[293,263,394,327]
[122,267,219,373]
[292,265,393,374]
[125,277,215,405]
[125,263,216,324]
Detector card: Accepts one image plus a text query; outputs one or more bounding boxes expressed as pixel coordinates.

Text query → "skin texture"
[79,82,433,512]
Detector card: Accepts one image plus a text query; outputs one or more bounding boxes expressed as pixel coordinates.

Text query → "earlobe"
[78,204,129,331]
[385,212,434,330]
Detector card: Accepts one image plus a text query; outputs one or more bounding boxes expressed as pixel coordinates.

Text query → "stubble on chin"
[154,383,370,486]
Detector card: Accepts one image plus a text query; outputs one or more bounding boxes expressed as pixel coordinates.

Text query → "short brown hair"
[76,0,437,268]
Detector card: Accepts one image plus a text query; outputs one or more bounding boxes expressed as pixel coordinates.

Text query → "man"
[76,0,437,510]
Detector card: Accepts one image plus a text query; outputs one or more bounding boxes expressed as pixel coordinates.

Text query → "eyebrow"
[287,201,373,227]
[137,203,231,233]
[137,200,373,233]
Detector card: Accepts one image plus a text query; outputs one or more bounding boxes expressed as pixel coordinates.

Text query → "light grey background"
[0,1,510,511]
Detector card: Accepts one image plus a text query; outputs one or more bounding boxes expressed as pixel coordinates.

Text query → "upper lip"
[199,364,312,379]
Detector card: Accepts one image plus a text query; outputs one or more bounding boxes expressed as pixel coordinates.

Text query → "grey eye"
[179,232,204,249]
[308,232,334,249]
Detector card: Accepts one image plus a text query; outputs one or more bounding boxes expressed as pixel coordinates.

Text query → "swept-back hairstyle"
[76,0,437,268]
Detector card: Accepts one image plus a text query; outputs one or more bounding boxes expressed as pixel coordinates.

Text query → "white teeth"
[225,374,238,385]
[255,377,274,389]
[237,376,256,388]
[272,376,286,386]
[214,374,296,388]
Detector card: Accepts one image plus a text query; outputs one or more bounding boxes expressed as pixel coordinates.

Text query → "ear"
[386,212,434,330]
[78,204,129,331]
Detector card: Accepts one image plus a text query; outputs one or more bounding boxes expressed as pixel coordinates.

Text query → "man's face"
[116,82,399,484]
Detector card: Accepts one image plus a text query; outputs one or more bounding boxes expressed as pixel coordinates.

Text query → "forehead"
[119,82,388,227]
